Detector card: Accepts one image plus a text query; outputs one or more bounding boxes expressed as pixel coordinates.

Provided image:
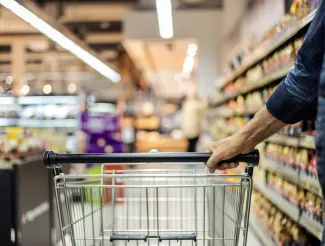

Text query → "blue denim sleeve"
[266,3,325,124]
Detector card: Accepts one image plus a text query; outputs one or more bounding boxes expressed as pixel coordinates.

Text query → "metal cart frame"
[44,150,259,246]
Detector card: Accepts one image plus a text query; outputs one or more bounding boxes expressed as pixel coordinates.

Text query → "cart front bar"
[43,149,259,168]
[109,233,197,242]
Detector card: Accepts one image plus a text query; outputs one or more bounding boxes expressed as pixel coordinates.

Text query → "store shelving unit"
[299,135,316,149]
[249,214,277,246]
[220,9,317,89]
[17,96,78,105]
[0,96,79,129]
[254,181,322,240]
[299,170,322,196]
[267,133,315,149]
[254,181,300,221]
[0,96,79,105]
[262,158,321,195]
[215,63,294,106]
[262,159,299,184]
[216,108,259,118]
[266,134,300,147]
[299,213,323,240]
[0,118,78,128]
[208,7,322,242]
[212,63,297,118]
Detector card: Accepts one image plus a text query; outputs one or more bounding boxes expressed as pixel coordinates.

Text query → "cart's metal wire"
[53,165,252,246]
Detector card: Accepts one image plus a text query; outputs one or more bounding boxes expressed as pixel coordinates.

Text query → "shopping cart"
[43,150,259,246]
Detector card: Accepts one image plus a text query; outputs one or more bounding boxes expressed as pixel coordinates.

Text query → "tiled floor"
[245,229,262,246]
[55,199,262,246]
[57,230,262,246]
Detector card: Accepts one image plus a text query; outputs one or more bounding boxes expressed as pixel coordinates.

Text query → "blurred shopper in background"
[205,2,325,242]
[181,91,205,152]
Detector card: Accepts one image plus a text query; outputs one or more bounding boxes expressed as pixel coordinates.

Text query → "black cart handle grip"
[43,149,259,168]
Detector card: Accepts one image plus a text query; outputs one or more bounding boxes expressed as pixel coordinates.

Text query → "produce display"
[0,97,79,163]
[0,127,69,161]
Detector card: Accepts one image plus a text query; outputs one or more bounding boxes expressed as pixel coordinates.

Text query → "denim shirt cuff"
[266,82,302,124]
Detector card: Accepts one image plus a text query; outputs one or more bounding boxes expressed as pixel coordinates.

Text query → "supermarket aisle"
[54,191,263,246]
[57,231,262,246]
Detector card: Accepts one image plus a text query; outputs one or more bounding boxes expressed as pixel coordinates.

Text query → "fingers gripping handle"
[43,149,259,168]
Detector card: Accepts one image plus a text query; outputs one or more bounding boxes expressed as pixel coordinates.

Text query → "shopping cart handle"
[43,149,259,168]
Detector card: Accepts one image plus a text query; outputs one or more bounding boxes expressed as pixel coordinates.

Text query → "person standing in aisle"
[205,1,325,242]
[181,92,205,152]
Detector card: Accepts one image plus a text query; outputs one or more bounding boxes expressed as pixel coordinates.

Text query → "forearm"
[234,106,286,154]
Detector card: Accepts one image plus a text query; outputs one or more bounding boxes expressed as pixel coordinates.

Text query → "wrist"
[234,131,255,154]
[233,107,285,154]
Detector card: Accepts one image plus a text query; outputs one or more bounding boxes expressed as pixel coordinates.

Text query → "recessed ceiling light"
[0,0,121,83]
[68,83,77,93]
[181,44,198,79]
[187,44,198,56]
[100,22,111,29]
[21,85,30,95]
[43,84,52,94]
[6,75,14,84]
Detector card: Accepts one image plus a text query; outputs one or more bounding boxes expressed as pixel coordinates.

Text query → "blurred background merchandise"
[0,0,322,245]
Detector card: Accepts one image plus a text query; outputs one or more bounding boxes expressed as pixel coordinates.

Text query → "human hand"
[205,107,284,173]
[205,136,251,173]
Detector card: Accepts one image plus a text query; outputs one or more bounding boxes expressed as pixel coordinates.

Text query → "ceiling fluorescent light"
[156,0,174,39]
[181,44,197,79]
[0,0,121,83]
[183,56,195,73]
[187,44,198,57]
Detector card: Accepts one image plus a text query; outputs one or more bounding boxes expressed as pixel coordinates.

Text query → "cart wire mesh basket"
[43,150,259,246]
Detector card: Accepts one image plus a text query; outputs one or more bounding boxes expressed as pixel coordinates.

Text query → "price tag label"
[300,136,316,149]
[313,186,322,196]
[305,140,313,148]
[303,181,322,196]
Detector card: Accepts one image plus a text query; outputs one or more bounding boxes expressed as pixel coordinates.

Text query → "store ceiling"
[0,2,127,97]
[138,0,223,9]
[124,39,197,99]
[0,1,132,69]
[0,0,218,99]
